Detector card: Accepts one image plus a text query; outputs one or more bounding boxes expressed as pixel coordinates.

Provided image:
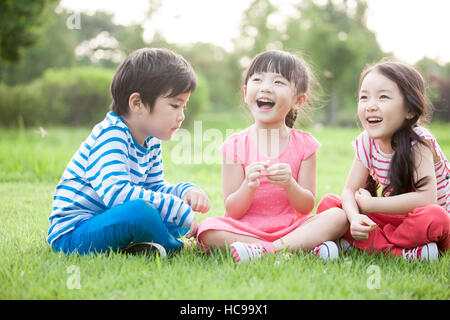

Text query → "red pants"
[317,194,450,255]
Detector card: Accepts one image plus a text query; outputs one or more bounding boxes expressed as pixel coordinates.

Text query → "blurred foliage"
[0,67,114,127]
[235,0,384,125]
[0,10,77,85]
[415,57,450,122]
[0,0,449,127]
[0,0,58,62]
[0,66,210,127]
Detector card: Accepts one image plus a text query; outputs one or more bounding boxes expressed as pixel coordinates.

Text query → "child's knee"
[125,199,161,226]
[197,229,215,245]
[427,205,449,234]
[412,204,449,240]
[315,207,348,230]
[197,230,233,250]
[126,199,157,212]
[333,208,349,229]
[317,193,342,214]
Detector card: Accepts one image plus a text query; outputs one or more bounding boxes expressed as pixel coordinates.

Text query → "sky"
[59,0,450,64]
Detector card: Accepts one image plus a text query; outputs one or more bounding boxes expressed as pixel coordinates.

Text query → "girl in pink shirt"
[197,50,349,262]
[318,61,449,261]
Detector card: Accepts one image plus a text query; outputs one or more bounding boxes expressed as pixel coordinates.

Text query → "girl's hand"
[182,189,210,213]
[265,162,294,188]
[245,161,270,189]
[355,188,374,214]
[349,213,377,240]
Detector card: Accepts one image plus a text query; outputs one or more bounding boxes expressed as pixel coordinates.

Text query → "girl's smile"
[256,97,276,111]
[366,116,383,126]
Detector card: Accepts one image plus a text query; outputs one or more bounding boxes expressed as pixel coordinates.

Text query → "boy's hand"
[349,213,377,240]
[186,216,199,238]
[355,188,374,214]
[265,162,293,187]
[182,188,210,213]
[245,161,270,189]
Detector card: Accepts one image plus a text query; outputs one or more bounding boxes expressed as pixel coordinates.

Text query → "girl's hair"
[359,61,432,197]
[110,48,197,117]
[242,50,314,128]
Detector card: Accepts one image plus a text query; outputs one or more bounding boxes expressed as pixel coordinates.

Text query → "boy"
[48,48,210,256]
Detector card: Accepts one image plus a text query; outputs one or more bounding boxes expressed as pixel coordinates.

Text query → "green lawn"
[0,111,449,299]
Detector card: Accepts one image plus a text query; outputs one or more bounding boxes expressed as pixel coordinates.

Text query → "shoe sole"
[121,242,167,258]
[422,242,438,261]
[319,241,339,260]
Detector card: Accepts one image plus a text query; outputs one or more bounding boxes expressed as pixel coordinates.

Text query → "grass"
[0,110,449,299]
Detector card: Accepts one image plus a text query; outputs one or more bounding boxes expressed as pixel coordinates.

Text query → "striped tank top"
[353,126,449,213]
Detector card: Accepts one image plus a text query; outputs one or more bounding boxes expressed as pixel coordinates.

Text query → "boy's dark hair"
[110,48,197,116]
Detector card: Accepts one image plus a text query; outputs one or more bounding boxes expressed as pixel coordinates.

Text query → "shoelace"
[247,244,264,259]
[313,244,322,256]
[403,247,420,260]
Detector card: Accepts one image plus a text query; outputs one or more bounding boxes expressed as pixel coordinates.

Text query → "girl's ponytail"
[384,125,429,197]
[365,175,379,197]
[285,109,298,128]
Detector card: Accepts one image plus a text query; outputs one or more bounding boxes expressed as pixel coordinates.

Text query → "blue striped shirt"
[47,112,198,245]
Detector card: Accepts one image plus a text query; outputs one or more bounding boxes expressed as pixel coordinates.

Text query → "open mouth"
[366,117,383,125]
[256,98,275,109]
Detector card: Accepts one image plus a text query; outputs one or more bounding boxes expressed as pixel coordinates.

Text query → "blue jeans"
[51,199,188,255]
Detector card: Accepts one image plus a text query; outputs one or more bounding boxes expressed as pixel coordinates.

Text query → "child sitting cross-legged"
[197,50,349,262]
[47,48,210,257]
[317,61,449,261]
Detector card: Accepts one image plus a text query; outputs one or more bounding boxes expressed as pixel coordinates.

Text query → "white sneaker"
[335,238,352,253]
[121,242,167,258]
[402,242,438,261]
[314,241,339,261]
[230,242,270,263]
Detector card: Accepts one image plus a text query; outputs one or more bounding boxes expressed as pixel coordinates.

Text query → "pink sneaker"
[230,242,274,263]
[402,242,438,261]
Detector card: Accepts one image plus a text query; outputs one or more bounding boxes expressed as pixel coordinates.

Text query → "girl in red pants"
[321,61,449,261]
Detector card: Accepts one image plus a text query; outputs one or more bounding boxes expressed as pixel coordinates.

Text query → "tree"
[233,0,384,125]
[284,0,384,125]
[234,0,279,57]
[416,57,450,122]
[0,10,77,84]
[73,1,161,68]
[176,42,240,111]
[0,0,58,62]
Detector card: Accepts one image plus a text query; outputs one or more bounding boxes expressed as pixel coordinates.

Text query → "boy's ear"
[128,92,142,113]
[293,93,307,110]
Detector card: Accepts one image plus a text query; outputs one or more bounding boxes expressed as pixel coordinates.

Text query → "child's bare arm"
[356,143,437,215]
[342,158,369,220]
[267,152,316,215]
[342,158,377,240]
[222,159,268,219]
